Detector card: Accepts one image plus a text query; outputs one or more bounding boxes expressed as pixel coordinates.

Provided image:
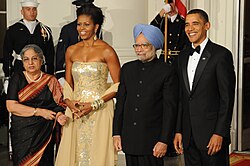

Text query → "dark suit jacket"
[150,14,188,52]
[55,20,79,78]
[113,58,178,155]
[3,20,55,76]
[176,40,236,150]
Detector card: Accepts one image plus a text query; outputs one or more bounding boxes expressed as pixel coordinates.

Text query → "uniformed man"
[3,0,55,93]
[150,0,189,64]
[2,0,55,159]
[55,0,102,83]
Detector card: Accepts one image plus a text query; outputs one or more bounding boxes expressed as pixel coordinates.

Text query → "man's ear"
[205,22,210,31]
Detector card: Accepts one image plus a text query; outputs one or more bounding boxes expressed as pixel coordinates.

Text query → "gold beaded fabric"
[55,62,119,166]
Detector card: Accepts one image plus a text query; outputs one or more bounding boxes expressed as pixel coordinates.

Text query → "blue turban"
[133,24,164,50]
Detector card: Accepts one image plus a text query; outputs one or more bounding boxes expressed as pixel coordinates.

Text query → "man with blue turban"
[113,24,178,166]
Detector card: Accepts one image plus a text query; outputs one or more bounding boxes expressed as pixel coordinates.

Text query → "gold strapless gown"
[55,62,117,166]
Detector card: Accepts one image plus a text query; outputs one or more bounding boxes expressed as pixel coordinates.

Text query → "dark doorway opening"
[242,0,250,151]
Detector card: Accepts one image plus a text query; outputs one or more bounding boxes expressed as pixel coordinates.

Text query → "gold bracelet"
[91,100,99,111]
[33,108,37,116]
[91,99,105,111]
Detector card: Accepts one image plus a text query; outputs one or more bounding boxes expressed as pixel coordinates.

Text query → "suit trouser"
[125,154,163,166]
[184,136,229,166]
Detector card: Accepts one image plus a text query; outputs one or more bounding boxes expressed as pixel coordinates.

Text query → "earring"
[94,35,97,41]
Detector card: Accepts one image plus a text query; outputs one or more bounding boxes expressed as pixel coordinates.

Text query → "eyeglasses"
[132,43,151,49]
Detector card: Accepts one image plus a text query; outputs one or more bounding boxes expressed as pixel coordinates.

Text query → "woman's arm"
[101,45,120,102]
[65,45,74,89]
[105,46,121,84]
[63,45,82,115]
[7,100,56,120]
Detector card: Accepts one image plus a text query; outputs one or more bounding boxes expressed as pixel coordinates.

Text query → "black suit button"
[142,67,145,71]
[135,108,138,111]
[136,94,140,97]
[189,97,192,101]
[139,80,143,84]
[133,122,137,126]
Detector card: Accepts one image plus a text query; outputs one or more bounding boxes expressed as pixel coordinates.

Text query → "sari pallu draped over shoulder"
[11,73,65,166]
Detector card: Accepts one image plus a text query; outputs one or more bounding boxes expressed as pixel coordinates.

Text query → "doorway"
[238,0,250,151]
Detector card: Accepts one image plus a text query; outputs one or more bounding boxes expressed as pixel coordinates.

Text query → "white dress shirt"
[187,38,208,90]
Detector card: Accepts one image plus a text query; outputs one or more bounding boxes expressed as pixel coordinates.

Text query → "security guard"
[150,0,189,64]
[55,0,102,83]
[3,0,55,86]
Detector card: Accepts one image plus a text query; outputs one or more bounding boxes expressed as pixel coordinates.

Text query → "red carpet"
[230,153,250,166]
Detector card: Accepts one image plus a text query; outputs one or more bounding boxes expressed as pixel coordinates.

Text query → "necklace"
[25,71,43,82]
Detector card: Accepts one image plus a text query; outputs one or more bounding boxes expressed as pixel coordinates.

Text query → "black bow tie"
[190,45,201,55]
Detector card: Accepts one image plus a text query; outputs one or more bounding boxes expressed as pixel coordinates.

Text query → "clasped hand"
[68,100,92,119]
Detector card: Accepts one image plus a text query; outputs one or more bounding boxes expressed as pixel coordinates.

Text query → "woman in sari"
[55,2,120,166]
[6,44,67,166]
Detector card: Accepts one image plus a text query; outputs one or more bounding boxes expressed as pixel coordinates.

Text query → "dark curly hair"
[76,3,104,27]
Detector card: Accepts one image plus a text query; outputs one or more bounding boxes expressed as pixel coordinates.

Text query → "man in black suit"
[174,9,236,166]
[113,24,178,166]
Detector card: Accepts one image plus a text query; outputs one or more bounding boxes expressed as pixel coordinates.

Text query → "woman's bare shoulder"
[66,43,83,58]
[96,40,116,54]
[67,42,82,52]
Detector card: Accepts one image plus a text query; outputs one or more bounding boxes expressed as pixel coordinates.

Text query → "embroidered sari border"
[18,74,52,103]
[19,120,57,166]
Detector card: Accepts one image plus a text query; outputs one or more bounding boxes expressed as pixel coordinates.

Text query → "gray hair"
[20,44,45,62]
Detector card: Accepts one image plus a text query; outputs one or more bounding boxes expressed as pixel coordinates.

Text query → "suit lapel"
[181,49,191,94]
[191,41,212,92]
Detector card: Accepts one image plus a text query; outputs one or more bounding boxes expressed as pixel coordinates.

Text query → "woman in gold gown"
[55,1,120,166]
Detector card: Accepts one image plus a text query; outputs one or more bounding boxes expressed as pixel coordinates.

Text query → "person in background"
[3,0,55,94]
[55,0,102,85]
[113,24,178,166]
[6,44,67,166]
[150,0,189,64]
[150,0,187,157]
[55,2,120,166]
[174,9,235,166]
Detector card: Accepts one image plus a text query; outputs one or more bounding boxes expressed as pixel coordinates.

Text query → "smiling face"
[77,14,99,40]
[134,33,156,62]
[185,13,210,47]
[21,7,37,21]
[22,48,42,74]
